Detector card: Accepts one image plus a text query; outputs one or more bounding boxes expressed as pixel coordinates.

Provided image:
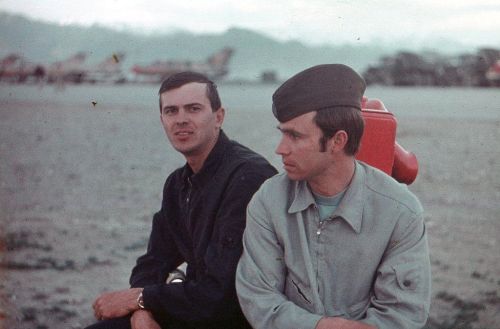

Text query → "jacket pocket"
[291,279,312,304]
[285,275,315,312]
[390,262,429,323]
[392,262,422,291]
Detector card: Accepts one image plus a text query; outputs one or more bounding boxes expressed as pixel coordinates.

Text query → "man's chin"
[172,144,195,155]
[284,171,302,181]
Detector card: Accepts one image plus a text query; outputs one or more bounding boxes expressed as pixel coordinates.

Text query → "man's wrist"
[136,288,145,310]
[315,317,377,329]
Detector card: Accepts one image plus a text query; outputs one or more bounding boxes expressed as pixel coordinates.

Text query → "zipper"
[314,204,325,241]
[186,177,192,205]
[185,176,194,232]
[316,220,326,241]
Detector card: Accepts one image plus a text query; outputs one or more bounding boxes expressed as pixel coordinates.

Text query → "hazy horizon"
[1,1,499,50]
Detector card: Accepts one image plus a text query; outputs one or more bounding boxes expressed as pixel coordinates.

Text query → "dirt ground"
[0,97,499,329]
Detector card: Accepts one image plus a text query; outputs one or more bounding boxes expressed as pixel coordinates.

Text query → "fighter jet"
[0,54,45,83]
[131,47,234,82]
[84,52,126,84]
[486,60,500,86]
[46,52,88,83]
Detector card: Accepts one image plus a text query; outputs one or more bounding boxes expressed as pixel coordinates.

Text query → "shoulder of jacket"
[254,172,291,197]
[223,143,277,175]
[362,164,423,215]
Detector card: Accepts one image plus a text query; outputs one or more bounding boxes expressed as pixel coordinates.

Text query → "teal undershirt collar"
[312,189,346,220]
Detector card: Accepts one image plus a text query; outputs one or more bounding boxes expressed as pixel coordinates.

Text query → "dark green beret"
[272,64,366,122]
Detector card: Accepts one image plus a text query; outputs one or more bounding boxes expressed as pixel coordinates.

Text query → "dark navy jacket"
[130,131,277,328]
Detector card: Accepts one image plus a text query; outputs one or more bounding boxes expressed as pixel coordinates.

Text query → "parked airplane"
[131,47,234,82]
[0,54,45,83]
[45,52,126,84]
[486,60,500,86]
[1,52,126,84]
[84,52,126,84]
[46,52,88,83]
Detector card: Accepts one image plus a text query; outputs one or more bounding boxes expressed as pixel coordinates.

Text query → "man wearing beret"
[236,64,431,329]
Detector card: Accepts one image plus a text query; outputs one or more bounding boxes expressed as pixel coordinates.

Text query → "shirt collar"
[180,130,229,186]
[288,161,366,234]
[334,161,365,234]
[288,180,316,213]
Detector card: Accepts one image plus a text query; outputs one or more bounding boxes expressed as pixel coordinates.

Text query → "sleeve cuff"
[142,284,163,311]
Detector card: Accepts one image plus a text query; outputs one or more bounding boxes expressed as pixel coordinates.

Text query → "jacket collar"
[288,161,365,234]
[180,130,229,187]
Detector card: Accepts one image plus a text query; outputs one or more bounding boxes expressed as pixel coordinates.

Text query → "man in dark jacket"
[87,72,277,329]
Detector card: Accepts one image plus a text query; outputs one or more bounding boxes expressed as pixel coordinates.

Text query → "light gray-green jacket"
[236,161,431,329]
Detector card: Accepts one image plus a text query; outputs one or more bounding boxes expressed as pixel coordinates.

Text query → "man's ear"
[215,107,225,128]
[330,130,348,153]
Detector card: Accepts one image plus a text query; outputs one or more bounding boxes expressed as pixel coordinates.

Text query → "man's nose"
[175,109,189,124]
[275,137,290,155]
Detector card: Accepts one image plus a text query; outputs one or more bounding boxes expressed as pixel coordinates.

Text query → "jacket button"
[403,279,412,287]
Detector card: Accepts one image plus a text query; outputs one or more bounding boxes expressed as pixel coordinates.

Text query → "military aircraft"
[131,47,234,82]
[46,52,88,83]
[84,52,126,84]
[1,52,126,84]
[0,54,45,83]
[44,52,127,84]
[486,60,500,86]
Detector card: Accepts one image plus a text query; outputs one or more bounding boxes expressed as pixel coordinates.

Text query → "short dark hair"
[158,71,221,112]
[314,106,365,155]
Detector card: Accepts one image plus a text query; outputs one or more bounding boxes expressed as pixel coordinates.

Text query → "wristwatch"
[137,290,145,309]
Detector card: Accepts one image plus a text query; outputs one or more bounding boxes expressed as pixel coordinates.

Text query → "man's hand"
[316,317,377,329]
[131,310,162,329]
[92,288,143,320]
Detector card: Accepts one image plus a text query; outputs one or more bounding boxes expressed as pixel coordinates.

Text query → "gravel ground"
[0,95,499,329]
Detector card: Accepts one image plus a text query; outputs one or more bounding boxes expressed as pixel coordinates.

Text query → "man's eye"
[163,108,177,115]
[190,106,201,112]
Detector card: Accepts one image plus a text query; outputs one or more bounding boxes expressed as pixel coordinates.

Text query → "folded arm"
[133,169,273,322]
[362,212,432,329]
[236,194,324,329]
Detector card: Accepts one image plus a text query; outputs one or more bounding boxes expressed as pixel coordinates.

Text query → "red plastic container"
[356,98,418,185]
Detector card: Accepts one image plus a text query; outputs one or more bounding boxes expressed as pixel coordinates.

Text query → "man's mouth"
[175,130,193,136]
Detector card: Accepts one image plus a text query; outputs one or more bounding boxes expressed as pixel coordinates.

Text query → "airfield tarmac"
[0,84,499,328]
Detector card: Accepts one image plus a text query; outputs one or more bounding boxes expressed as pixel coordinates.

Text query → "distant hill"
[0,12,474,80]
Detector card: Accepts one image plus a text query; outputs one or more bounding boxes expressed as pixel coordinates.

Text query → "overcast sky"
[1,0,499,47]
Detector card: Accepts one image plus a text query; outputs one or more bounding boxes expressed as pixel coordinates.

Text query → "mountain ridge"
[0,11,483,80]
